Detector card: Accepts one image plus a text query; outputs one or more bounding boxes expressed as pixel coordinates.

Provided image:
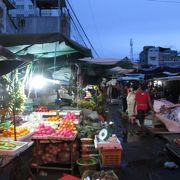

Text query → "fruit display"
[56,129,76,139]
[33,124,55,137]
[2,126,30,138]
[63,112,77,121]
[59,120,77,131]
[33,121,77,140]
[35,106,49,112]
[0,140,29,156]
[73,100,96,110]
[0,140,16,150]
[32,142,79,165]
[47,116,61,122]
[57,120,77,139]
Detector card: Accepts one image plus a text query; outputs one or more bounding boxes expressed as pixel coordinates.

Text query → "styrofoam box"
[0,140,29,156]
[94,135,122,149]
[60,110,82,116]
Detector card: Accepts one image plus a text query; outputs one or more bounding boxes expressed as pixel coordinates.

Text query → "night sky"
[69,0,180,59]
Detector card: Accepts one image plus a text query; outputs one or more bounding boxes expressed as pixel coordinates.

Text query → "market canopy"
[79,57,136,69]
[138,65,180,74]
[79,58,122,66]
[117,73,145,81]
[107,66,134,74]
[0,33,92,77]
[0,32,92,60]
[150,75,180,82]
[0,46,27,76]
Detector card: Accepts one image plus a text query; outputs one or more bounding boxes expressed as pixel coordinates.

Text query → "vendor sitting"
[55,89,62,105]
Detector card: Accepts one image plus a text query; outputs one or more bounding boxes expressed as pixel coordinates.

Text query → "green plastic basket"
[76,157,98,176]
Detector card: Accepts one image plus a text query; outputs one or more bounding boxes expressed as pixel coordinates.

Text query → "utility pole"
[130,38,134,62]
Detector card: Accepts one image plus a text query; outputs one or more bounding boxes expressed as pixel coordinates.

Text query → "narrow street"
[107,103,180,180]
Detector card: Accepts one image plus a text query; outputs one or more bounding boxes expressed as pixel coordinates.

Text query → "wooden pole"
[13,105,17,141]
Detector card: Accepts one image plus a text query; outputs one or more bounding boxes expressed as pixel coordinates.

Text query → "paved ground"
[107,104,180,180]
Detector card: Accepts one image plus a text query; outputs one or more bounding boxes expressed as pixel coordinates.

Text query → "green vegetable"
[0,146,15,150]
[0,141,16,150]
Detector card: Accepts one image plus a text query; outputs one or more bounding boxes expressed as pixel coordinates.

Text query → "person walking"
[127,85,138,123]
[134,83,153,134]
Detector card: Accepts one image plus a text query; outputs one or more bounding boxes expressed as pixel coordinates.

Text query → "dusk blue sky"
[69,0,180,59]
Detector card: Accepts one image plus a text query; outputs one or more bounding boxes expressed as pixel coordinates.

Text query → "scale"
[98,128,109,141]
[98,121,114,142]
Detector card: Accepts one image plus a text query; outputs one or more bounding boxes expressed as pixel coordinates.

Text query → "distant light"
[157,80,162,86]
[154,80,162,86]
[30,75,60,90]
[31,75,46,89]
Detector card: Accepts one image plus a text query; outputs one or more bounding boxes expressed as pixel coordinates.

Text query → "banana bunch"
[77,100,96,110]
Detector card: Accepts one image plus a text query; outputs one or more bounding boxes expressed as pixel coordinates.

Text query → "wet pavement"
[107,104,180,180]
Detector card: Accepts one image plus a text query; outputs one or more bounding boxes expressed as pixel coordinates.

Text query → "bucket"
[76,157,98,176]
[80,138,93,145]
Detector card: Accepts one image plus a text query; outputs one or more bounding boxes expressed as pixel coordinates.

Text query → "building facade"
[139,46,180,67]
[9,0,34,17]
[7,0,70,36]
[0,0,16,33]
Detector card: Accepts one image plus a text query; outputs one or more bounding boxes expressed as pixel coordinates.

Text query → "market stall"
[0,32,124,179]
[153,99,180,132]
[0,32,96,179]
[0,140,34,180]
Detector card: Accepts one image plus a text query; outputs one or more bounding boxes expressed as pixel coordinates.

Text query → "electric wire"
[71,25,85,46]
[88,0,104,57]
[147,0,180,3]
[71,25,82,43]
[66,0,100,58]
[67,9,88,47]
[66,0,95,55]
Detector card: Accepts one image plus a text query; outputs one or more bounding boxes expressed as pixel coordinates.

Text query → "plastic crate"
[100,147,122,166]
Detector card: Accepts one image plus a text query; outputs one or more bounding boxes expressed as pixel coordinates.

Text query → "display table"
[31,137,79,174]
[155,114,180,133]
[0,142,34,180]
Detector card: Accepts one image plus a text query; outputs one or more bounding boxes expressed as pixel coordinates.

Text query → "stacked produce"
[33,124,55,137]
[58,120,77,140]
[33,118,77,140]
[32,142,79,165]
[0,140,16,150]
[63,112,77,121]
[2,126,29,138]
[72,100,96,110]
[35,105,49,112]
[47,116,62,122]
